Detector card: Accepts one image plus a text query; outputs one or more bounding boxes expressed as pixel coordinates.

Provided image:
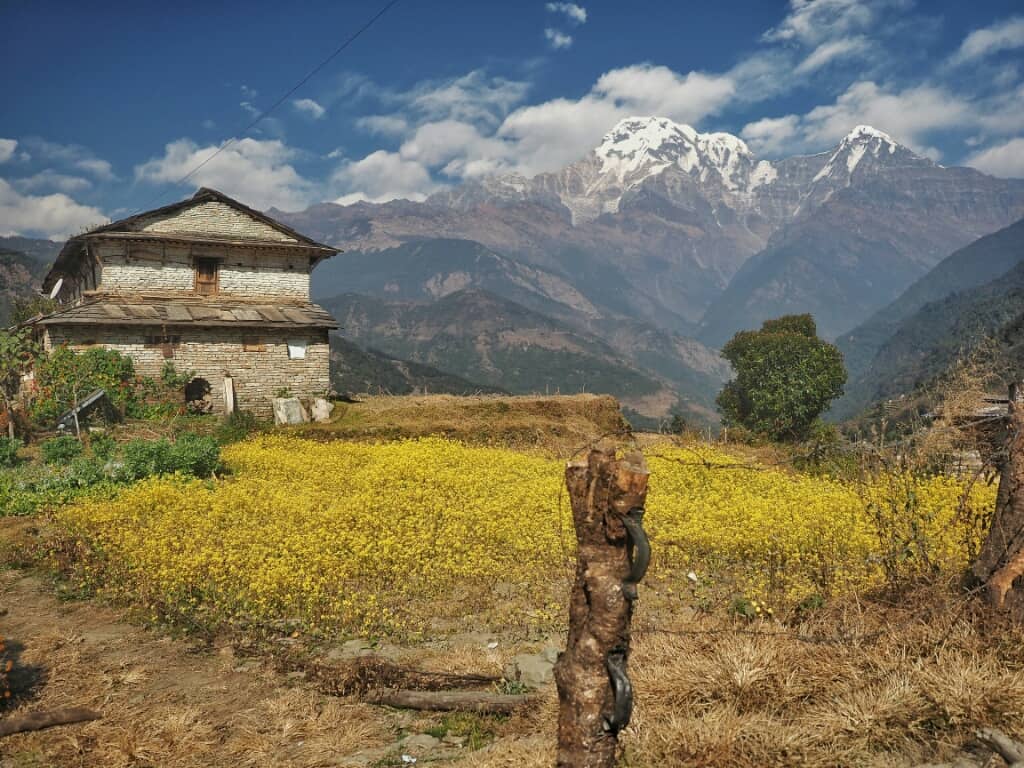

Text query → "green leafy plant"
[160,361,194,390]
[214,410,260,445]
[0,327,39,439]
[88,432,117,461]
[120,434,220,481]
[717,314,847,442]
[41,435,84,465]
[0,437,22,468]
[170,433,220,477]
[32,345,136,424]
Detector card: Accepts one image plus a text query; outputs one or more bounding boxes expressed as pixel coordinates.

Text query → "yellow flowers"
[53,437,996,637]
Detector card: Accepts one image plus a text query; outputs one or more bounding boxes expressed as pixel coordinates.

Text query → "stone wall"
[133,201,297,242]
[44,324,330,419]
[96,241,311,298]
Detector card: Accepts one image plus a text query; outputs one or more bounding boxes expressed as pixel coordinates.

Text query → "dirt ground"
[0,564,557,768]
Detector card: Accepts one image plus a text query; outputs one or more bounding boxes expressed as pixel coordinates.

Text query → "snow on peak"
[844,125,897,146]
[813,124,906,182]
[594,116,755,190]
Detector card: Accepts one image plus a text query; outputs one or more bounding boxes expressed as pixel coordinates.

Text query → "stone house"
[28,188,339,418]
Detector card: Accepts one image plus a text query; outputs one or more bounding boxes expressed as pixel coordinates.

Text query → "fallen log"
[294,654,502,697]
[365,688,535,714]
[977,728,1024,767]
[0,707,101,738]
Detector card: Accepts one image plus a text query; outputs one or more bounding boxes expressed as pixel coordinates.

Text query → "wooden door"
[194,258,219,295]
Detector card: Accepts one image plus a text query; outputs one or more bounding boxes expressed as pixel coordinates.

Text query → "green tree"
[716,314,846,441]
[0,328,39,438]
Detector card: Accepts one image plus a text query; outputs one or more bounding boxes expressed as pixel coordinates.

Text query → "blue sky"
[2,0,1023,238]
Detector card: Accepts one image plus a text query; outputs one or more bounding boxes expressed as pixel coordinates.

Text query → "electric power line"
[139,0,401,212]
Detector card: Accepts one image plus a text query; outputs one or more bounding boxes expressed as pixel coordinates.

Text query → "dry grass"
[458,585,1024,768]
[291,393,629,455]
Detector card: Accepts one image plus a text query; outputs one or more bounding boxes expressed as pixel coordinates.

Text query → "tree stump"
[555,446,650,768]
[972,382,1024,620]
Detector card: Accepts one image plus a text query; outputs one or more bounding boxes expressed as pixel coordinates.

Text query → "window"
[145,334,181,359]
[194,257,219,295]
[287,340,307,360]
[243,336,265,352]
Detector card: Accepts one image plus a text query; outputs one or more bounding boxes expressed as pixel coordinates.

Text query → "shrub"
[170,433,220,477]
[88,432,117,462]
[0,437,21,468]
[32,346,136,423]
[62,456,107,489]
[213,411,260,445]
[41,435,84,465]
[120,434,220,481]
[121,439,176,481]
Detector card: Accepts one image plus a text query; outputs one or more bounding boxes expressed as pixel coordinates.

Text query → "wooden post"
[223,375,235,415]
[555,446,650,768]
[972,382,1024,619]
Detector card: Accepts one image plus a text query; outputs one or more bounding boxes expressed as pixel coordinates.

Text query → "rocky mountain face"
[321,289,726,427]
[837,257,1024,419]
[833,218,1024,418]
[283,118,1024,337]
[0,236,58,326]
[330,335,507,397]
[277,116,1024,423]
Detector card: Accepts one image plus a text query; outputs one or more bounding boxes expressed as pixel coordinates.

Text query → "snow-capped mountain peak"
[594,117,756,185]
[811,124,920,187]
[595,117,700,181]
[844,124,898,147]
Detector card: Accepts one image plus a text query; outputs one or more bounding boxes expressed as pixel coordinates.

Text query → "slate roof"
[29,294,338,330]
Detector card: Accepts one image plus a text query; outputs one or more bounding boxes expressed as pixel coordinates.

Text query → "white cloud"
[966,137,1024,178]
[0,179,106,239]
[405,71,530,127]
[74,158,115,181]
[134,138,315,211]
[740,115,802,156]
[355,115,410,136]
[800,80,970,153]
[545,2,587,24]
[400,120,514,178]
[795,36,870,74]
[14,171,93,194]
[763,0,904,45]
[293,98,326,119]
[20,138,116,180]
[545,28,573,49]
[0,139,16,164]
[594,65,735,121]
[331,150,437,205]
[952,16,1024,64]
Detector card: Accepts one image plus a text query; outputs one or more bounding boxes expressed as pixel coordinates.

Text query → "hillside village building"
[29,188,339,418]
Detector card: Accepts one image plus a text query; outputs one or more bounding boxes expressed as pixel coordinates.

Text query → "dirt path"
[0,567,417,767]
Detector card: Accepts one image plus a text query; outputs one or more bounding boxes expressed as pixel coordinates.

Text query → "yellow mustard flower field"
[52,435,996,637]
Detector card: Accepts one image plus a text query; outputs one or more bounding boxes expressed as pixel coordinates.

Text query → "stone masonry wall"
[134,201,298,242]
[96,241,311,298]
[45,325,330,419]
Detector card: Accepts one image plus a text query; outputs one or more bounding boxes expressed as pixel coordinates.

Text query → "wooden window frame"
[145,334,182,359]
[194,257,220,296]
[242,336,266,352]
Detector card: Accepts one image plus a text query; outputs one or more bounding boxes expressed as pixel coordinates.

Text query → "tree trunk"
[555,446,650,768]
[972,382,1024,620]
